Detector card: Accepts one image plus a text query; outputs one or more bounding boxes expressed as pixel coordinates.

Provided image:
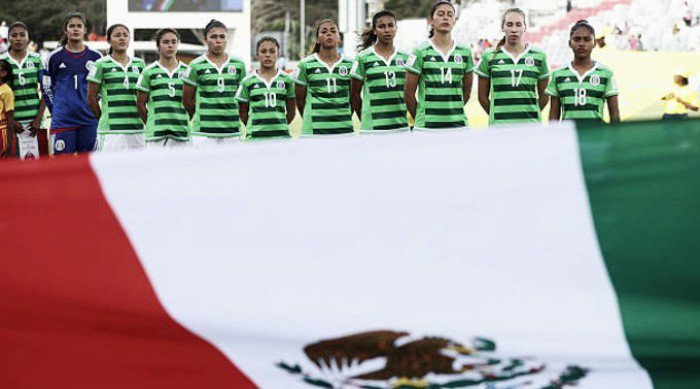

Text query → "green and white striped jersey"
[135,62,190,142]
[183,55,246,137]
[87,56,146,133]
[293,54,354,135]
[350,46,410,132]
[546,62,618,122]
[236,70,295,139]
[475,46,549,125]
[404,40,474,130]
[0,52,42,123]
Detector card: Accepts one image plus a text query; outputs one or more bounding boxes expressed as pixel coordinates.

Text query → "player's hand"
[31,118,42,136]
[13,121,24,134]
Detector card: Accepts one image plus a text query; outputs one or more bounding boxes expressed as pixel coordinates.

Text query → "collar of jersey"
[156,61,184,78]
[5,51,30,69]
[254,69,283,89]
[371,45,397,67]
[567,60,599,83]
[313,53,345,73]
[108,55,134,72]
[428,38,456,63]
[500,43,531,65]
[204,54,231,74]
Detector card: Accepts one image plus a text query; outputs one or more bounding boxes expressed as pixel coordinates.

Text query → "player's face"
[65,17,86,43]
[502,12,525,45]
[374,16,396,45]
[429,4,456,35]
[317,22,340,50]
[569,28,594,60]
[158,33,179,59]
[109,26,130,54]
[206,27,228,56]
[257,41,278,70]
[9,27,29,52]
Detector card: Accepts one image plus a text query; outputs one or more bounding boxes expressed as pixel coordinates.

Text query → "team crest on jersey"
[396,58,405,66]
[590,74,601,86]
[85,60,95,70]
[278,330,590,388]
[54,140,66,152]
[339,66,348,76]
[178,71,185,79]
[228,66,237,75]
[277,81,285,90]
[454,55,463,64]
[525,57,535,67]
[26,61,35,69]
[132,66,140,74]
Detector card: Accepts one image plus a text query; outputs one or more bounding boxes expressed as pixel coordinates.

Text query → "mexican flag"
[2,120,698,389]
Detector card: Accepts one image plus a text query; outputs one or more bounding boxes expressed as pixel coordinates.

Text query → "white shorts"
[98,133,145,152]
[360,127,411,136]
[191,135,241,148]
[146,138,191,149]
[412,126,469,132]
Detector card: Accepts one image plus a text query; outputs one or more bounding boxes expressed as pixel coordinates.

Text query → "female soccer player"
[87,24,147,151]
[0,60,16,157]
[236,37,295,140]
[43,12,102,154]
[183,20,246,146]
[350,10,410,133]
[547,20,620,123]
[136,28,190,148]
[476,8,550,126]
[293,19,355,136]
[0,22,46,156]
[404,0,474,131]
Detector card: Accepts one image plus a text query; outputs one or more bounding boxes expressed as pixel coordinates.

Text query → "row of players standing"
[0,1,621,155]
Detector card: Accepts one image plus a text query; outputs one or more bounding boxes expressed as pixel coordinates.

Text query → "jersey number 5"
[168,82,176,98]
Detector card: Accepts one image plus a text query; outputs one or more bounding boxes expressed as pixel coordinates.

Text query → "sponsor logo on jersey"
[339,66,348,76]
[59,63,67,69]
[525,57,535,67]
[454,55,463,64]
[396,58,405,66]
[565,77,571,82]
[86,60,95,71]
[55,139,66,152]
[26,61,35,69]
[590,74,601,86]
[373,62,379,67]
[430,56,436,62]
[277,81,285,90]
[498,59,505,64]
[112,68,119,72]
[156,74,163,78]
[253,84,259,89]
[314,68,321,74]
[228,66,237,75]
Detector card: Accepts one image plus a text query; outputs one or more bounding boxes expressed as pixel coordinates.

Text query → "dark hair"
[570,19,595,38]
[312,19,338,54]
[495,7,526,53]
[677,76,689,86]
[204,19,227,38]
[155,28,180,48]
[106,24,130,55]
[428,0,455,38]
[256,36,280,52]
[357,10,396,51]
[8,21,29,35]
[60,12,87,46]
[0,60,13,84]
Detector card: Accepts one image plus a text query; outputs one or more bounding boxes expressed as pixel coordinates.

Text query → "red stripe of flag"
[0,156,255,388]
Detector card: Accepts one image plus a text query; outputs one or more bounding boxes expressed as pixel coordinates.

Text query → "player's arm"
[87,82,101,120]
[350,78,363,119]
[477,77,490,114]
[404,71,419,120]
[238,102,249,128]
[40,59,55,113]
[182,83,197,119]
[676,95,699,111]
[31,97,47,136]
[2,110,15,157]
[137,91,149,125]
[549,97,561,122]
[285,97,296,124]
[538,78,550,110]
[462,72,473,105]
[295,84,306,118]
[607,96,621,122]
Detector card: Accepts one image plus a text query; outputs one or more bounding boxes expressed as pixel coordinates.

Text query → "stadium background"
[0,0,699,133]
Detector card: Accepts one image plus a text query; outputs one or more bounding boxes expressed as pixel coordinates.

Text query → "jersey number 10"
[264,92,277,108]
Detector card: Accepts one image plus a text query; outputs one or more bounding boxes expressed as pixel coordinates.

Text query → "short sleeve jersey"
[545,62,618,122]
[404,40,474,130]
[135,62,190,141]
[87,56,146,133]
[350,47,410,132]
[475,46,549,125]
[235,70,295,139]
[0,84,14,132]
[293,54,354,135]
[183,55,247,137]
[0,52,42,124]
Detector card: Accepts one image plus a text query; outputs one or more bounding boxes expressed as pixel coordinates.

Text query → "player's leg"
[76,124,98,153]
[51,128,78,155]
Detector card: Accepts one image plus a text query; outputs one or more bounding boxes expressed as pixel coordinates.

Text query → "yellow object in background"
[664,84,699,115]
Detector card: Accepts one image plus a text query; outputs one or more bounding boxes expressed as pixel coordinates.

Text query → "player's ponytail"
[311,19,337,54]
[496,7,526,53]
[357,10,395,51]
[427,0,455,38]
[106,24,130,55]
